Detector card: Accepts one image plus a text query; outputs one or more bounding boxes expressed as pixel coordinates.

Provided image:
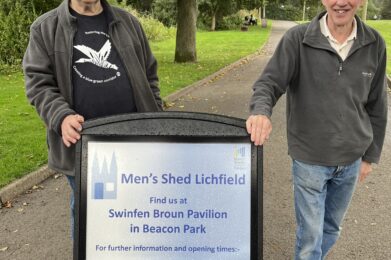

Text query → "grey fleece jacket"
[23,0,163,175]
[250,13,388,166]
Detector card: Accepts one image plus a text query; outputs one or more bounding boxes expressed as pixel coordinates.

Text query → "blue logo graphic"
[234,146,248,170]
[91,152,118,200]
[234,146,246,158]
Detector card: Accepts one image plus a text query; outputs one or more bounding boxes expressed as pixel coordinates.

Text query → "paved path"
[1,20,391,260]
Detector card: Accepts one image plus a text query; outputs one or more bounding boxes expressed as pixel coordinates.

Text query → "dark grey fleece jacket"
[23,0,163,175]
[250,12,388,166]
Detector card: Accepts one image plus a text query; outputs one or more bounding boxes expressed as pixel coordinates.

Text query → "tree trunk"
[175,0,197,63]
[302,0,306,21]
[258,7,262,20]
[361,0,368,22]
[211,13,216,31]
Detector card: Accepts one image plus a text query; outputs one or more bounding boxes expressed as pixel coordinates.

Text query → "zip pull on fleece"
[338,62,343,75]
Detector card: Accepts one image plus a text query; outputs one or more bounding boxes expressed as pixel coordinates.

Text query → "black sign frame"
[74,112,263,260]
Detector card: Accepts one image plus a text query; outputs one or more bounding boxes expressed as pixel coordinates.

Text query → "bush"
[217,13,243,30]
[0,1,36,70]
[121,5,176,42]
[0,1,175,72]
[266,2,301,21]
[152,0,177,27]
[138,15,176,41]
[381,0,391,19]
[0,0,62,72]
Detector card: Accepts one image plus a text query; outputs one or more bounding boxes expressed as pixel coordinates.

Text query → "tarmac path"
[1,20,390,260]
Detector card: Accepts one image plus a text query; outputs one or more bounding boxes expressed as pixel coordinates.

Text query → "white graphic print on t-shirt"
[74,40,118,70]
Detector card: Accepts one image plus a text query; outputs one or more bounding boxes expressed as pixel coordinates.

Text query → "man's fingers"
[61,114,85,147]
[67,128,81,141]
[70,120,83,132]
[246,115,272,146]
[359,161,372,182]
[260,127,268,145]
[254,119,264,145]
[62,136,71,147]
[75,114,85,124]
[246,117,253,134]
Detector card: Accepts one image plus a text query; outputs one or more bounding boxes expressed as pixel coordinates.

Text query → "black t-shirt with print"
[71,9,136,120]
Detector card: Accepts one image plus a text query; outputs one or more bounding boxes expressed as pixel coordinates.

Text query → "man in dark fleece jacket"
[23,0,162,240]
[246,0,387,259]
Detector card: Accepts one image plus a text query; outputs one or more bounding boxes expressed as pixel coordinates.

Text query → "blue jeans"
[66,175,76,239]
[292,159,361,260]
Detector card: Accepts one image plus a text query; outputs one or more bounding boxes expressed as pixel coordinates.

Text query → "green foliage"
[217,13,243,30]
[236,0,262,9]
[0,0,61,15]
[367,0,381,19]
[198,0,238,30]
[0,0,175,72]
[0,0,62,72]
[266,2,301,21]
[381,0,391,19]
[125,0,154,12]
[121,5,176,41]
[0,1,36,70]
[139,15,176,41]
[152,0,177,27]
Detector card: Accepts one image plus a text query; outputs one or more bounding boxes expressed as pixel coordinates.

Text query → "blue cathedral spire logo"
[91,152,118,200]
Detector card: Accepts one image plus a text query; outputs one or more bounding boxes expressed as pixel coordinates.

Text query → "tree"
[0,0,62,67]
[302,0,307,21]
[125,0,154,12]
[1,0,62,14]
[199,0,238,31]
[301,0,319,21]
[361,0,368,21]
[381,0,391,19]
[152,0,177,27]
[175,0,197,63]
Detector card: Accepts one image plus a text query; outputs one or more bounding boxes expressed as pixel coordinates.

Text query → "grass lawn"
[365,20,391,76]
[152,25,271,97]
[0,73,47,187]
[0,24,271,188]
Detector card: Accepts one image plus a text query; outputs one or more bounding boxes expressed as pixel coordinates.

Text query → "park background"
[0,0,390,189]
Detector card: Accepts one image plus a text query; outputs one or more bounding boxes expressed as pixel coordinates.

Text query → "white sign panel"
[86,141,251,260]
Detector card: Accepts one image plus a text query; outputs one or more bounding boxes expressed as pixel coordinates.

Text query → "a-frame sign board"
[74,112,263,260]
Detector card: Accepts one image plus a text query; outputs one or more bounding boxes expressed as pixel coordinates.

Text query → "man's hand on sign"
[61,114,84,147]
[246,115,272,146]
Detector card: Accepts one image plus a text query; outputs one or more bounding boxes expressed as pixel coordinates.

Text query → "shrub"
[121,5,176,42]
[266,2,301,21]
[138,15,176,41]
[152,0,177,27]
[0,1,175,72]
[0,1,36,70]
[217,13,243,30]
[381,0,391,19]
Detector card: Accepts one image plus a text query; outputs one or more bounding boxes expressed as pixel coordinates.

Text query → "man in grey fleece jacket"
[246,0,387,259]
[23,0,162,238]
